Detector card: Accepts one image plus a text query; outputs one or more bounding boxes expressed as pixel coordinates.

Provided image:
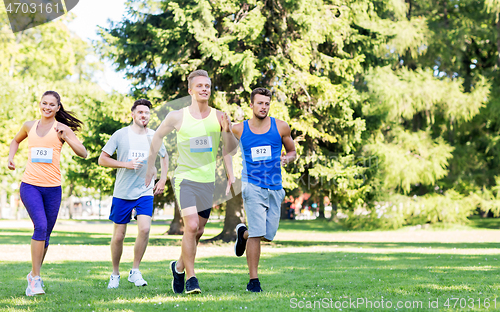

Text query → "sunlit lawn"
[0,218,500,311]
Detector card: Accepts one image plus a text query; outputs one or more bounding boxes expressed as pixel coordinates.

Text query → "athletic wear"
[107,274,120,289]
[185,276,201,294]
[27,272,44,288]
[171,261,185,294]
[174,107,221,183]
[246,279,262,292]
[240,117,283,190]
[26,274,45,296]
[20,182,62,248]
[234,223,247,257]
[109,196,153,224]
[102,126,166,200]
[174,178,214,219]
[22,120,63,187]
[242,182,284,241]
[128,269,147,286]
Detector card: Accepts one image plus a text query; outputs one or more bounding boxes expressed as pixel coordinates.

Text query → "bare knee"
[112,227,127,243]
[138,225,150,237]
[113,232,126,243]
[184,220,199,235]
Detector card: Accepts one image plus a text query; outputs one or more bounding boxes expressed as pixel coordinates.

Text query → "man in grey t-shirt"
[98,99,167,289]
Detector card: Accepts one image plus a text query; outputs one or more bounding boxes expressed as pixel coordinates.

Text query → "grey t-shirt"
[102,126,167,200]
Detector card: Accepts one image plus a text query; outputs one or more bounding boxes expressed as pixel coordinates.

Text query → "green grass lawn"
[0,218,500,311]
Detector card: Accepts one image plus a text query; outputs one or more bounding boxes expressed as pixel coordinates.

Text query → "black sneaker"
[234,223,248,257]
[246,279,262,292]
[185,276,201,294]
[170,261,185,294]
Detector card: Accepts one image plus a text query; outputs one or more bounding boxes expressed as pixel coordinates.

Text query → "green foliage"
[0,9,132,202]
[340,191,476,230]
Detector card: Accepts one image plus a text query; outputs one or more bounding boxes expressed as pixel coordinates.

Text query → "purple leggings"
[20,182,62,248]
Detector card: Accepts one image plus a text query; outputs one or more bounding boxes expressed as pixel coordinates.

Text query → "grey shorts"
[242,182,286,241]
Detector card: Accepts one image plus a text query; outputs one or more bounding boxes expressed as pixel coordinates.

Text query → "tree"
[101,0,369,237]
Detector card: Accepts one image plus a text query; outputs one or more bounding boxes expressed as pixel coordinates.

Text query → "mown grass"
[0,218,499,311]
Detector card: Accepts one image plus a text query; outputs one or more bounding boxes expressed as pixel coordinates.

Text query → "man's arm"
[218,111,239,156]
[146,110,179,185]
[278,120,297,166]
[153,153,169,195]
[98,151,138,169]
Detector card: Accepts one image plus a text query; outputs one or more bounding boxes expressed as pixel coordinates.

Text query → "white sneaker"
[26,274,45,296]
[107,274,120,289]
[128,269,147,286]
[27,272,44,288]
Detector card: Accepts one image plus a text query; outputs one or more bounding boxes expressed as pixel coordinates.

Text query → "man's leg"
[178,207,199,279]
[176,214,208,272]
[111,223,127,275]
[246,236,262,279]
[132,215,152,269]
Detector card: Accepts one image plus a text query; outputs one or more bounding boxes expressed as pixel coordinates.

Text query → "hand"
[226,175,235,196]
[221,112,232,133]
[145,166,156,186]
[7,159,15,170]
[54,125,68,141]
[281,151,287,167]
[153,178,166,195]
[126,158,143,170]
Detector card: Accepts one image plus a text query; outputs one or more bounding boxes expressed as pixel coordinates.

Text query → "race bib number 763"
[31,147,53,163]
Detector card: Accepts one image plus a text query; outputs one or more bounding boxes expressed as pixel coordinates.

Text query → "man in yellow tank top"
[146,70,238,294]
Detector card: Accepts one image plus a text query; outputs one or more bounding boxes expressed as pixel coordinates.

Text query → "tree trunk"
[497,13,500,68]
[317,196,325,219]
[205,193,245,243]
[10,193,19,220]
[1,179,7,219]
[167,201,184,235]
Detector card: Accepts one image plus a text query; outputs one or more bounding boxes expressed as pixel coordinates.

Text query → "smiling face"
[250,94,271,120]
[131,104,150,128]
[188,76,211,102]
[39,95,60,118]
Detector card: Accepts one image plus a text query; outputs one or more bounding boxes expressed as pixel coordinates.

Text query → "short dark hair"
[250,87,272,103]
[131,99,152,111]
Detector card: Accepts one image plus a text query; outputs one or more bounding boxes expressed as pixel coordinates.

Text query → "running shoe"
[234,223,248,257]
[170,261,185,294]
[185,276,201,294]
[26,274,45,296]
[107,274,120,289]
[128,269,148,286]
[246,279,263,292]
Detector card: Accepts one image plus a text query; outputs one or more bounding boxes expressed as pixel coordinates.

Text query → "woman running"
[7,91,87,296]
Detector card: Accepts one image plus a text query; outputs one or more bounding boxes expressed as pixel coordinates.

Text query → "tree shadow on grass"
[1,249,499,311]
[2,228,500,250]
[0,229,182,246]
[271,240,500,249]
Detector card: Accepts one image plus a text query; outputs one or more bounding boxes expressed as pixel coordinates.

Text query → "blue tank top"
[240,117,283,190]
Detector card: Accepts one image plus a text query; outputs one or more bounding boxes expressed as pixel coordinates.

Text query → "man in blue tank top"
[231,87,297,292]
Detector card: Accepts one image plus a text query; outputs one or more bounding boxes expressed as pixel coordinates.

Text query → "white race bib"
[128,149,148,163]
[190,136,212,153]
[31,147,53,163]
[251,145,271,161]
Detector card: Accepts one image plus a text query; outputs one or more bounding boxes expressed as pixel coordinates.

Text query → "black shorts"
[174,178,215,219]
